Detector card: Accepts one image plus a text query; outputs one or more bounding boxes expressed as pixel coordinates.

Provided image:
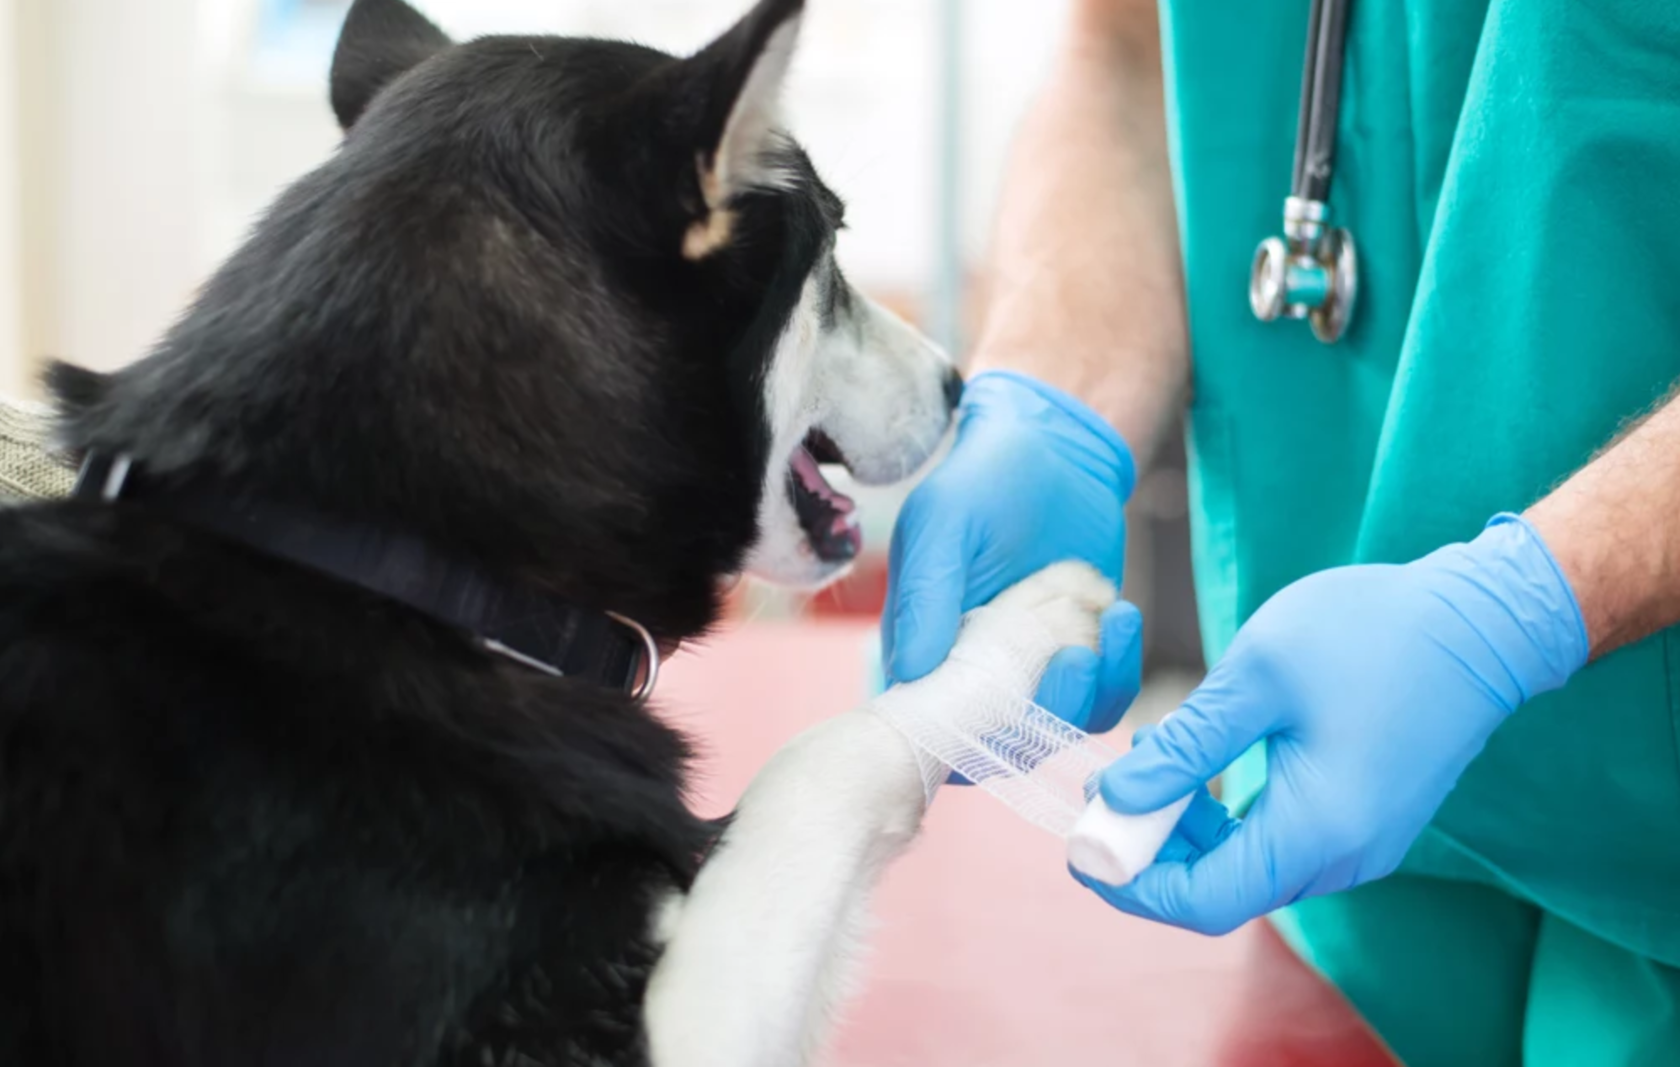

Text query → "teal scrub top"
[1159,0,1680,966]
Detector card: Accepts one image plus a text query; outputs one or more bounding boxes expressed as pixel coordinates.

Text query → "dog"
[0,1,1115,1063]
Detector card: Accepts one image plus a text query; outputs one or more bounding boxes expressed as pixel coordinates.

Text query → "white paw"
[945,561,1116,698]
[975,560,1116,649]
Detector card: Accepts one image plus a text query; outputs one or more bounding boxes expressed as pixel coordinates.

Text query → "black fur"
[0,0,841,1062]
[329,0,452,130]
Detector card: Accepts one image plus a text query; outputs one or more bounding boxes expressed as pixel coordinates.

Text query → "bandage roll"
[868,650,1181,887]
[1067,793,1191,887]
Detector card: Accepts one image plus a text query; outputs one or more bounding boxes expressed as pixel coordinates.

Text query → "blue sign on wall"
[251,0,353,83]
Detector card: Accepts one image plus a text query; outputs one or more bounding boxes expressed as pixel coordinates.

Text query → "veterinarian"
[882,1,1680,1063]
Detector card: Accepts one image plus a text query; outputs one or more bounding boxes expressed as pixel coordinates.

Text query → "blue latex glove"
[882,371,1142,737]
[1075,513,1589,935]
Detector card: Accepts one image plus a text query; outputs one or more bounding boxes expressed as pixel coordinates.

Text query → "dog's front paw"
[943,561,1117,699]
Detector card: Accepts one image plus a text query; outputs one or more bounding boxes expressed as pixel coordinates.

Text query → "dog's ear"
[44,362,110,416]
[330,0,453,131]
[669,0,806,260]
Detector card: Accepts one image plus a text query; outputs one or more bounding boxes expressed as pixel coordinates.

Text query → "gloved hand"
[882,371,1142,737]
[1075,513,1589,935]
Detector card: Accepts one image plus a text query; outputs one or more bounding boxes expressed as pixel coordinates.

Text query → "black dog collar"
[71,452,660,699]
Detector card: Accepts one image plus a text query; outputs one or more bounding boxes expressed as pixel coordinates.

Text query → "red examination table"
[662,619,1399,1067]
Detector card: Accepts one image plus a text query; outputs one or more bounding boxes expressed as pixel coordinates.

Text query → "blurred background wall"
[0,0,1202,679]
[0,2,20,397]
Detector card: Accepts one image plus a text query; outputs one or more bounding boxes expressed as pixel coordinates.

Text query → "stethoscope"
[1250,0,1357,344]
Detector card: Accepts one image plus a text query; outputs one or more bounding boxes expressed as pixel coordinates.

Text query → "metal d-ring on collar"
[71,450,663,702]
[478,612,661,702]
[1250,0,1359,345]
[606,612,661,700]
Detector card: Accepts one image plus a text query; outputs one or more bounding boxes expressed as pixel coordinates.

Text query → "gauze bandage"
[869,603,1187,888]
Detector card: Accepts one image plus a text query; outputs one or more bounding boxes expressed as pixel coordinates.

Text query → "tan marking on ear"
[684,210,736,260]
[699,159,726,210]
[684,154,736,260]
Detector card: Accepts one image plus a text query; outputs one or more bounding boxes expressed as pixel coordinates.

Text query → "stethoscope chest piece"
[1250,196,1358,344]
[1252,0,1358,345]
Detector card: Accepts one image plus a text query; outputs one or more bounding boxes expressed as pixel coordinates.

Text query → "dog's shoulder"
[0,504,708,1063]
[0,502,712,865]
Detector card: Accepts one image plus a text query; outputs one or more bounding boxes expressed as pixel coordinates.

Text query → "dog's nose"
[942,367,965,413]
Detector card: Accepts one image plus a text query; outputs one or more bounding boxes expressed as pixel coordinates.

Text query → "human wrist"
[966,346,1170,458]
[1461,513,1591,700]
[966,370,1137,502]
[1523,477,1680,662]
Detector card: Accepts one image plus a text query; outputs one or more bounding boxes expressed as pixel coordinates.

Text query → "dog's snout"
[942,368,965,413]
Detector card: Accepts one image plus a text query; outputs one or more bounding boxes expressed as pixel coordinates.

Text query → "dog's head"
[52,0,957,639]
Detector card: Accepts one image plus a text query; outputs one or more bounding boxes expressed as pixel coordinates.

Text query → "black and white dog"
[0,1,1114,1063]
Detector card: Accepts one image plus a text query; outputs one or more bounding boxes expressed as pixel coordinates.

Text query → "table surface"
[659,620,1399,1067]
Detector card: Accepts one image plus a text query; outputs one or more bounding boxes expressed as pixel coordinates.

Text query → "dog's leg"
[644,562,1115,1067]
[644,705,929,1067]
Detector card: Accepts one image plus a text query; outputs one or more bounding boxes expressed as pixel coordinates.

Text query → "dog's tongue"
[790,447,861,559]
[791,449,855,514]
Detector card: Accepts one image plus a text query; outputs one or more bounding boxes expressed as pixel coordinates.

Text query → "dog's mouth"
[787,427,861,564]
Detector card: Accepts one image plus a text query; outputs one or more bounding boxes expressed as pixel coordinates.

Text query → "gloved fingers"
[1169,785,1239,855]
[1092,794,1307,936]
[1028,598,1144,734]
[1097,673,1272,816]
[1151,831,1197,867]
[1034,646,1101,731]
[878,580,899,681]
[1128,788,1230,866]
[1104,727,1233,865]
[1086,600,1144,734]
[882,494,971,684]
[1124,724,1233,838]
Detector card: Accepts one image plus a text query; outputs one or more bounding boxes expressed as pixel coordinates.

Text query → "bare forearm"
[969,0,1188,467]
[1526,389,1680,659]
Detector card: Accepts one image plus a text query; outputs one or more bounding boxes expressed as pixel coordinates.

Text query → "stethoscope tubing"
[1296,0,1351,203]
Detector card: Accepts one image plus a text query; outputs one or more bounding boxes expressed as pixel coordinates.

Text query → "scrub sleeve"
[1157,0,1680,1061]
